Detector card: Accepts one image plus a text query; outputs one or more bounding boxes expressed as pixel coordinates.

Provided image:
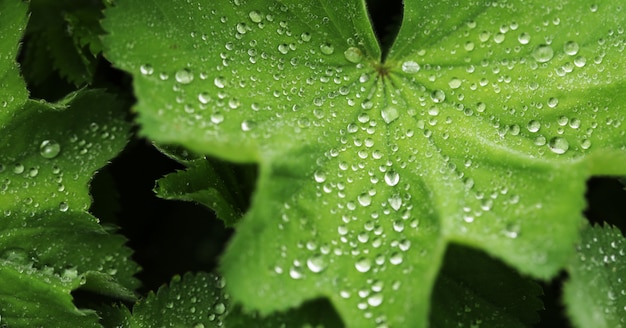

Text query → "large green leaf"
[564,224,626,328]
[0,1,139,325]
[103,0,626,326]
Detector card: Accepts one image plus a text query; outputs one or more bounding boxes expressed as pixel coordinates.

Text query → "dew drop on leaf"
[278,43,289,54]
[248,10,263,23]
[59,202,69,212]
[39,140,61,159]
[448,77,462,89]
[430,90,446,103]
[381,106,399,124]
[527,120,541,132]
[175,68,194,84]
[289,266,304,279]
[518,32,531,44]
[355,258,372,273]
[139,64,154,76]
[358,193,372,207]
[384,170,400,186]
[344,47,363,63]
[564,41,580,56]
[532,44,554,63]
[306,255,327,273]
[214,76,226,89]
[401,60,420,73]
[548,136,569,154]
[13,163,24,174]
[367,294,383,307]
[388,194,402,211]
[300,32,311,42]
[314,170,327,183]
[241,120,256,131]
[320,42,334,55]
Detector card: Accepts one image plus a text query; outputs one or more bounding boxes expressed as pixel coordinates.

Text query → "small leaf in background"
[20,0,106,87]
[430,245,543,327]
[564,224,626,328]
[155,157,255,226]
[0,262,100,327]
[111,272,343,328]
[102,0,626,326]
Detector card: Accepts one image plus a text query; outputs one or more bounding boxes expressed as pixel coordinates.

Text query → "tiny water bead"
[430,90,446,103]
[563,41,580,56]
[381,106,399,124]
[175,68,194,84]
[39,140,61,159]
[344,47,363,63]
[548,136,569,154]
[320,42,335,55]
[139,64,154,76]
[248,10,263,23]
[401,61,420,74]
[532,44,554,63]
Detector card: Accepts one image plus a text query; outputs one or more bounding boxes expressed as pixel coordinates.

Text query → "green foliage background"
[1,0,626,327]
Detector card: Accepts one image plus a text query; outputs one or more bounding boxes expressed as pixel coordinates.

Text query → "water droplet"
[367,294,383,307]
[300,32,311,42]
[401,61,420,73]
[139,64,154,76]
[548,137,569,154]
[547,97,559,108]
[320,43,334,55]
[344,47,363,63]
[278,43,289,54]
[59,202,69,212]
[527,120,541,132]
[306,255,327,273]
[431,90,446,103]
[448,78,462,89]
[564,41,579,56]
[175,68,194,84]
[13,164,24,174]
[381,106,399,124]
[388,195,402,211]
[289,266,304,279]
[358,193,372,207]
[384,171,400,186]
[355,258,372,272]
[314,170,327,183]
[532,45,554,63]
[40,140,61,159]
[214,76,226,88]
[389,252,403,265]
[241,120,256,131]
[198,92,211,104]
[248,10,263,23]
[214,302,226,314]
[518,32,531,44]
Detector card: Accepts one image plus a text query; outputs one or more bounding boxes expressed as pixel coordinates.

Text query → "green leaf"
[1,90,140,290]
[21,0,106,86]
[564,224,626,328]
[0,0,139,324]
[155,157,254,226]
[103,0,626,327]
[0,261,100,327]
[116,272,343,328]
[430,245,542,327]
[0,0,28,114]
